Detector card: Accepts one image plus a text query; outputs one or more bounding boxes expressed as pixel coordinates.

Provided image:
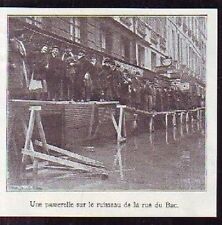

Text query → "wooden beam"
[199,109,202,122]
[172,113,176,127]
[180,112,184,124]
[22,109,35,163]
[87,104,96,138]
[123,113,127,138]
[10,99,119,106]
[149,115,155,133]
[20,116,35,162]
[22,149,108,176]
[165,113,168,129]
[35,111,49,154]
[26,161,49,170]
[43,165,81,170]
[110,111,118,133]
[21,117,35,152]
[173,127,177,141]
[186,112,189,123]
[117,107,124,142]
[92,107,108,138]
[35,140,105,168]
[33,159,39,176]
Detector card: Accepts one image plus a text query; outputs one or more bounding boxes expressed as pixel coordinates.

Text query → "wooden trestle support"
[9,100,110,180]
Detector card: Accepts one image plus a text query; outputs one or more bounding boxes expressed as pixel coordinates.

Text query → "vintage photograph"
[7,15,206,192]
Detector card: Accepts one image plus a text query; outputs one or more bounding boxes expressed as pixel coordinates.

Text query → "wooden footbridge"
[8,99,205,181]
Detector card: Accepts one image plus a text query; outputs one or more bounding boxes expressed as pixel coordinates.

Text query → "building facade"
[8,15,207,89]
[113,16,207,84]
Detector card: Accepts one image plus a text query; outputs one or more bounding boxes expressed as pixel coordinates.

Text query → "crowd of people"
[8,28,204,112]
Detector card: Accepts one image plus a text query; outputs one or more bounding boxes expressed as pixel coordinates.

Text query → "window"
[101,31,106,51]
[160,56,164,65]
[100,28,113,53]
[172,30,176,60]
[138,45,145,67]
[146,17,156,30]
[160,17,167,38]
[70,18,81,43]
[186,43,189,65]
[25,16,43,28]
[151,51,157,70]
[121,36,130,61]
[177,34,180,62]
[155,18,161,35]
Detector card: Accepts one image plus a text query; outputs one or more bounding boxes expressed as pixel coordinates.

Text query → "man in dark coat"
[64,55,77,100]
[110,64,122,101]
[162,88,169,111]
[62,48,75,100]
[129,74,142,109]
[119,69,132,105]
[47,45,64,100]
[142,80,153,111]
[8,29,29,99]
[98,58,112,101]
[88,55,102,101]
[106,59,118,101]
[74,50,92,101]
[168,87,177,110]
[155,87,163,112]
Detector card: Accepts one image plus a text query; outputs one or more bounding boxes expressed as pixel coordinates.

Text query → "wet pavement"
[8,119,205,191]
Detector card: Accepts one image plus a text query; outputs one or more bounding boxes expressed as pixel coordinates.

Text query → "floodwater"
[8,119,205,191]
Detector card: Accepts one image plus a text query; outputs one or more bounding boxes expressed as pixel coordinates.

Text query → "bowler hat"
[52,45,59,49]
[103,57,111,63]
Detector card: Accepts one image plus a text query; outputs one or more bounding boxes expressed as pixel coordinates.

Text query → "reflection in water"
[109,117,205,190]
[113,143,125,181]
[165,128,169,144]
[10,116,205,191]
[173,126,177,141]
[149,132,154,145]
[180,124,184,137]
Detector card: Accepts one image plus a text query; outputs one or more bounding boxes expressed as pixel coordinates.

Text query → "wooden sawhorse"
[110,105,127,144]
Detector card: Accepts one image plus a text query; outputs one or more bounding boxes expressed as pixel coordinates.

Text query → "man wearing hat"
[63,53,77,100]
[74,49,92,101]
[109,61,123,101]
[106,58,117,101]
[98,57,113,101]
[47,45,65,100]
[8,28,29,99]
[61,48,75,100]
[119,69,132,105]
[88,54,102,101]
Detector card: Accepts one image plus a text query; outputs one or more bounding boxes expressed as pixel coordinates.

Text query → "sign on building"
[171,80,190,91]
[114,60,144,76]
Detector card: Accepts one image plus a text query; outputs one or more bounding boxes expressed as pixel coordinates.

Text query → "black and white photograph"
[7,15,208,192]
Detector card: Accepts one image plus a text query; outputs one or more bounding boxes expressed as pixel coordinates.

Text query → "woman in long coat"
[8,29,29,99]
